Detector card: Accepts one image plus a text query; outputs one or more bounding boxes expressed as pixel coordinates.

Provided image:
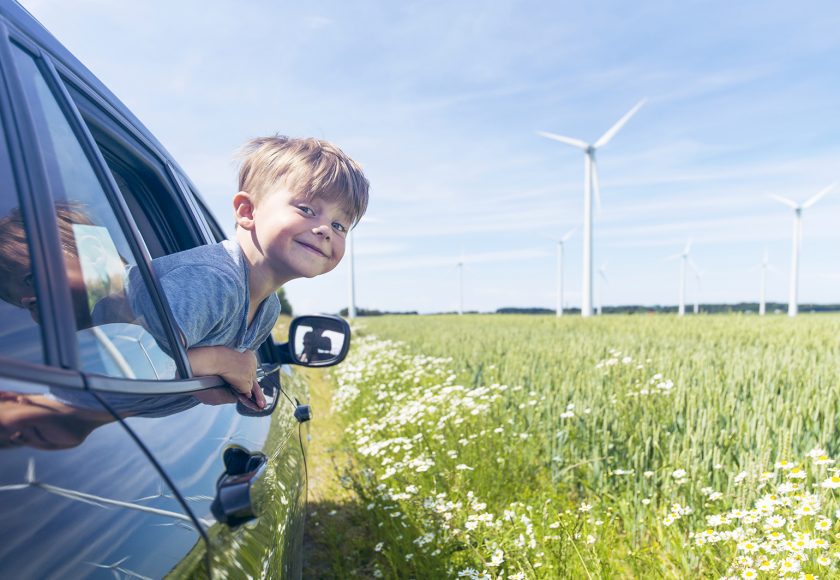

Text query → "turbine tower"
[456,252,464,316]
[347,229,357,319]
[754,250,774,316]
[770,182,836,317]
[549,228,575,317]
[666,241,699,317]
[538,98,647,318]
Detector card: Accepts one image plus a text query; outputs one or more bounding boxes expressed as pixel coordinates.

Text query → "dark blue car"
[0,1,349,576]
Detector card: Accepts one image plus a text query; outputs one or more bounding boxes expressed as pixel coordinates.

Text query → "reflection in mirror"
[289,316,349,366]
[293,324,345,364]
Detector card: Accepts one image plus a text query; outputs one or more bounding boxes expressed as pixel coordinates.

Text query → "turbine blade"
[684,239,692,255]
[802,181,837,209]
[591,159,602,214]
[688,258,702,275]
[593,98,647,148]
[768,193,798,209]
[561,227,576,242]
[664,253,682,261]
[536,131,589,150]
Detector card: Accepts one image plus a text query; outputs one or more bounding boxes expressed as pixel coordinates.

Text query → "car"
[0,1,349,577]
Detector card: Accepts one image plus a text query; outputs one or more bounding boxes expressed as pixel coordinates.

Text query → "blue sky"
[20,0,840,314]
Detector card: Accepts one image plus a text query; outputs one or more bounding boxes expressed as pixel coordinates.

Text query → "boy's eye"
[332,222,347,234]
[298,205,315,216]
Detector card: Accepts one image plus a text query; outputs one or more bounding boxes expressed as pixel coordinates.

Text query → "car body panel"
[0,373,206,578]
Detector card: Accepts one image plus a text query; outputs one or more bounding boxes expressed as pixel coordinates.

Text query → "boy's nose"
[312,224,330,239]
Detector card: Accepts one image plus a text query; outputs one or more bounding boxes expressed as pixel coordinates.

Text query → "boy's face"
[248,181,349,282]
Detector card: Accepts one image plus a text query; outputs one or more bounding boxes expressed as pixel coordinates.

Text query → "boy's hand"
[187,347,266,410]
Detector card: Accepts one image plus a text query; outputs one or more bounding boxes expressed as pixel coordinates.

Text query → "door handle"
[210,446,268,527]
[236,364,281,417]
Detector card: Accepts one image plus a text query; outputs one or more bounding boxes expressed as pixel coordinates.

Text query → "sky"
[18,0,840,314]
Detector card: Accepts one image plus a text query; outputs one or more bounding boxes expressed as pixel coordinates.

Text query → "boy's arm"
[187,347,266,410]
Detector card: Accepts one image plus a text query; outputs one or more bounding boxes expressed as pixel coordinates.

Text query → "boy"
[128,135,369,408]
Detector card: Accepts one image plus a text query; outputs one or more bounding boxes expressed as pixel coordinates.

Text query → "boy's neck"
[234,228,289,310]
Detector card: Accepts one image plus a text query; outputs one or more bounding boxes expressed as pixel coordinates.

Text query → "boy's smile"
[295,239,330,258]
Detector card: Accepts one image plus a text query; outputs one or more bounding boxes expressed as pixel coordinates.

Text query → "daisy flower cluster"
[690,448,840,578]
[331,335,619,578]
[595,349,675,398]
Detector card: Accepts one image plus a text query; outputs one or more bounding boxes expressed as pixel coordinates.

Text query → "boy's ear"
[233,192,256,230]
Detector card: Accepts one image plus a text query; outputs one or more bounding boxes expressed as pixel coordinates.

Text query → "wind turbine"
[538,98,647,318]
[549,228,576,317]
[347,228,357,319]
[770,182,837,317]
[346,216,379,319]
[597,263,608,316]
[750,250,776,316]
[666,241,699,316]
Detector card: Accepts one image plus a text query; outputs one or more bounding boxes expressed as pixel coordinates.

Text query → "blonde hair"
[238,135,369,227]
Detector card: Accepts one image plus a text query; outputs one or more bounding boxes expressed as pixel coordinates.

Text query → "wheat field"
[321,314,840,578]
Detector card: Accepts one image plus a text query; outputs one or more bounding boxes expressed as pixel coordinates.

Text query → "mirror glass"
[291,318,347,365]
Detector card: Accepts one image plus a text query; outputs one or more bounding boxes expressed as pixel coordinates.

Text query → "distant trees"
[496,303,840,315]
[338,307,418,317]
[276,288,293,316]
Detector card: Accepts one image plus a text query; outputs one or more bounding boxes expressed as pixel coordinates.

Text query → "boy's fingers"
[252,381,266,409]
[235,392,261,412]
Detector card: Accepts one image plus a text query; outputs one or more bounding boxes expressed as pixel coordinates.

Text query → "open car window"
[10,44,180,381]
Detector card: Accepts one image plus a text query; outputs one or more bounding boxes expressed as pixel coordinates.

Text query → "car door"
[0,20,207,579]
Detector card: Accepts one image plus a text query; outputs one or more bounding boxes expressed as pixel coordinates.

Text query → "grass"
[306,314,840,578]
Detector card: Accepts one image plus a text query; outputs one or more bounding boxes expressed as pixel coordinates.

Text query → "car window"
[62,87,206,260]
[0,114,44,364]
[9,44,178,380]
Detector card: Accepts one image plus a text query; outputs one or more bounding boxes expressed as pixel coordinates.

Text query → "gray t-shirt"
[127,239,281,353]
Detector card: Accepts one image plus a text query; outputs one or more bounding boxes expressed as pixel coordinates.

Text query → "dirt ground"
[299,367,376,579]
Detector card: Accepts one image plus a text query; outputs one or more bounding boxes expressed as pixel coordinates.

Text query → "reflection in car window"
[9,45,177,381]
[0,117,44,364]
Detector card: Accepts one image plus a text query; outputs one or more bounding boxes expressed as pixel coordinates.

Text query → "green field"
[315,314,840,578]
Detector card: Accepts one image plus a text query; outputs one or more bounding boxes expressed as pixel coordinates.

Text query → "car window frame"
[35,49,193,378]
[0,24,79,369]
[6,23,280,393]
[48,43,282,392]
[0,27,227,393]
[57,83,237,394]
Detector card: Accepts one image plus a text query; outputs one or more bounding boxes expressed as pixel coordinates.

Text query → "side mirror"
[279,315,351,367]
